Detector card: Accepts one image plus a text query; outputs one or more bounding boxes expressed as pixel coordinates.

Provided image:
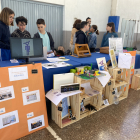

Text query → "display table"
[0,59,81,92]
[65,53,140,69]
[0,53,140,92]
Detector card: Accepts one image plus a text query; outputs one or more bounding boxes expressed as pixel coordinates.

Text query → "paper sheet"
[0,86,15,103]
[8,66,28,81]
[46,89,81,106]
[47,58,63,62]
[47,57,69,62]
[96,71,111,87]
[81,82,99,96]
[42,62,71,69]
[0,110,19,129]
[118,53,132,69]
[22,90,40,105]
[27,115,45,132]
[10,59,19,63]
[47,53,55,57]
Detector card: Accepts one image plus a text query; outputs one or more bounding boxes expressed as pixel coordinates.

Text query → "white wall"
[115,0,140,32]
[28,0,65,5]
[30,0,112,32]
[64,0,112,31]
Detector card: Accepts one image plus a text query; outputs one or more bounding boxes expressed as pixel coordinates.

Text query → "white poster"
[0,86,15,102]
[27,115,45,132]
[118,53,132,69]
[46,89,81,106]
[109,38,123,55]
[96,57,106,69]
[22,90,40,105]
[0,110,19,129]
[8,66,28,81]
[22,39,34,56]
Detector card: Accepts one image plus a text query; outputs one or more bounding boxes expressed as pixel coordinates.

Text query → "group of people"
[70,17,118,53]
[0,7,54,61]
[0,7,119,61]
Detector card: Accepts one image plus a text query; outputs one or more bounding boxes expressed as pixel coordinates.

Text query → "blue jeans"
[1,49,11,61]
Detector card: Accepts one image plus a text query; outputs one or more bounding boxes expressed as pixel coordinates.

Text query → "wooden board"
[131,74,140,90]
[72,44,91,58]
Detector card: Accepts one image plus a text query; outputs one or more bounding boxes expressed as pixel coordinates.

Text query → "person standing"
[11,16,31,38]
[0,7,15,61]
[86,17,92,39]
[101,22,118,47]
[88,25,99,52]
[70,19,81,51]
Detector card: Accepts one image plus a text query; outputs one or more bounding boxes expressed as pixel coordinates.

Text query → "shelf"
[80,94,98,102]
[62,119,78,128]
[80,109,97,120]
[114,81,128,88]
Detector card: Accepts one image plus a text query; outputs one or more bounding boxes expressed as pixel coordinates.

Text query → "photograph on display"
[28,115,45,132]
[26,94,37,102]
[0,110,19,129]
[0,86,15,102]
[22,90,40,105]
[2,115,16,126]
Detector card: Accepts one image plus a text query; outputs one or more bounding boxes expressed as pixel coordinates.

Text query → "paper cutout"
[8,66,28,81]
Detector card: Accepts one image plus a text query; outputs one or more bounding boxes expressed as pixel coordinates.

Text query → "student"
[76,21,89,44]
[88,25,99,52]
[72,23,81,53]
[34,19,54,53]
[0,7,15,61]
[101,22,118,47]
[70,19,81,50]
[86,17,92,38]
[11,16,31,38]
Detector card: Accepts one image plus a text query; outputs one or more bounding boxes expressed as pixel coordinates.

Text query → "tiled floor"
[18,89,140,140]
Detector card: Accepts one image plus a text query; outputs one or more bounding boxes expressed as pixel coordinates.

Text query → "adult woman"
[70,19,81,50]
[0,7,15,61]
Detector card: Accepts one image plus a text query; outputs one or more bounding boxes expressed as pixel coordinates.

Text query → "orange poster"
[0,63,48,140]
[126,51,136,88]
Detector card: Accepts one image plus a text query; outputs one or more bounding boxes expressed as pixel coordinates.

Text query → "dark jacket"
[11,28,31,38]
[76,30,88,44]
[0,20,10,49]
[0,20,11,61]
[33,32,54,51]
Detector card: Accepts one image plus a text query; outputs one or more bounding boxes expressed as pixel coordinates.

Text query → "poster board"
[0,63,48,140]
[109,38,123,55]
[126,51,136,88]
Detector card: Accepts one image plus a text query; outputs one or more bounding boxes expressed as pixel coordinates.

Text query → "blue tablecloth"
[0,59,81,92]
[65,53,140,69]
[0,53,140,91]
[65,53,111,69]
